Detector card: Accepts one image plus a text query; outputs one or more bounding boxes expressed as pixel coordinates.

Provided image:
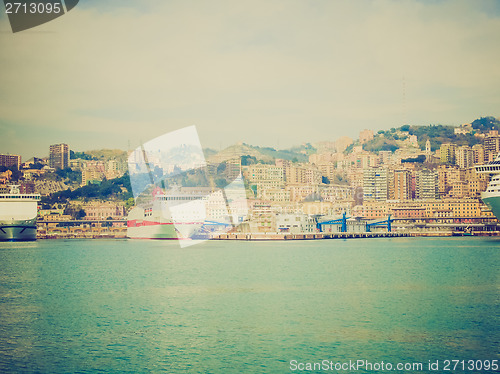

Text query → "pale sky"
[1,0,499,159]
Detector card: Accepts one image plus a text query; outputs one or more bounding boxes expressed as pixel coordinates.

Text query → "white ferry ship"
[127,185,247,241]
[127,188,207,240]
[126,126,248,244]
[0,185,41,241]
[475,152,500,220]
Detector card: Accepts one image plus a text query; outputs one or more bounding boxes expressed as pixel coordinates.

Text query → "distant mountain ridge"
[72,116,498,163]
[86,149,128,162]
[207,142,312,164]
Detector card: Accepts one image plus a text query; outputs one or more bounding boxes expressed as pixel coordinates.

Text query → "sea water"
[0,238,498,373]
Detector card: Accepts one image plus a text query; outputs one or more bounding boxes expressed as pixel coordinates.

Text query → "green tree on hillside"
[70,150,95,160]
[471,116,500,132]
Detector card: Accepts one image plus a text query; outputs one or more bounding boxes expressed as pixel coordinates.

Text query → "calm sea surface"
[0,238,498,373]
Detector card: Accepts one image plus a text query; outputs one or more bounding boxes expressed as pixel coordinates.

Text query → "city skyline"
[1,0,500,159]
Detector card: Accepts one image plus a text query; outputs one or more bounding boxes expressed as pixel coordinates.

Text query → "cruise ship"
[475,152,500,220]
[0,185,41,241]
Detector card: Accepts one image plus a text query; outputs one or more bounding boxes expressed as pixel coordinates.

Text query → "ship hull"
[127,222,178,240]
[0,219,37,241]
[127,220,203,240]
[481,194,500,221]
[126,200,205,240]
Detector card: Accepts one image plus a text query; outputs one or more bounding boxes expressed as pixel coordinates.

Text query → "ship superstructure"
[475,153,500,220]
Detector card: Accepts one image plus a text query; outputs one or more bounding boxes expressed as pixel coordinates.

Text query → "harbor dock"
[209,231,499,240]
[210,232,409,240]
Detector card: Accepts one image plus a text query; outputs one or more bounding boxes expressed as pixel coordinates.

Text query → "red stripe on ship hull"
[128,237,193,240]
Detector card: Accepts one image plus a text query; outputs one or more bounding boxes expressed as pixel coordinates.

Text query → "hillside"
[470,116,500,132]
[407,124,481,151]
[208,143,274,163]
[86,149,128,162]
[359,118,493,154]
[362,136,399,153]
[41,172,132,206]
[208,143,310,164]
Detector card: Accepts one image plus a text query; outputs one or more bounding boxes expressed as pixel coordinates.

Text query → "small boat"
[452,227,473,236]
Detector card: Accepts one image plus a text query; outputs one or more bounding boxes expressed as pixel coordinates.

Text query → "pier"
[211,232,411,241]
[210,230,500,241]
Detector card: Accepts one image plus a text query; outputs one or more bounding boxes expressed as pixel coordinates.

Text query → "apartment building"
[439,143,457,165]
[245,164,284,184]
[0,154,21,169]
[484,130,500,161]
[49,143,70,170]
[276,214,316,233]
[285,164,322,185]
[69,158,87,171]
[81,161,106,186]
[363,167,389,201]
[357,199,486,220]
[472,144,485,165]
[316,163,336,184]
[378,151,393,165]
[456,146,474,169]
[466,168,489,198]
[260,188,290,202]
[355,153,379,169]
[249,203,276,233]
[416,169,439,200]
[392,169,412,200]
[438,165,455,197]
[84,201,127,220]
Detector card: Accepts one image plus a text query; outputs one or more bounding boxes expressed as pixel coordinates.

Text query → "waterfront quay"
[36,219,126,239]
[211,230,499,241]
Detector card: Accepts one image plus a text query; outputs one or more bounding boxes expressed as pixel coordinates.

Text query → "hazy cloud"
[0,0,499,158]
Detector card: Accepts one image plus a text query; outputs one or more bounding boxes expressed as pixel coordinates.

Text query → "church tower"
[425,139,431,154]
